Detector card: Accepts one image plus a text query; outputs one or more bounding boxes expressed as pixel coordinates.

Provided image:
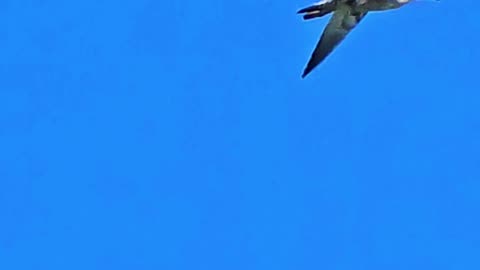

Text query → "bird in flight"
[298,0,419,78]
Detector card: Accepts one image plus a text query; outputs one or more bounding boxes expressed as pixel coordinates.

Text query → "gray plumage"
[298,0,413,78]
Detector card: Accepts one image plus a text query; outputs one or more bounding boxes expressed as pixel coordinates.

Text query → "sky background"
[1,0,480,269]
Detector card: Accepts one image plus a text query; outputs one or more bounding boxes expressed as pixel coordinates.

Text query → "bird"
[298,0,418,78]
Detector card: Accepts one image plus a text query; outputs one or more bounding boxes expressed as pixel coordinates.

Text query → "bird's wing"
[302,8,367,78]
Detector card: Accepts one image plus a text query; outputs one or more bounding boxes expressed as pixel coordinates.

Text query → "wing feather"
[302,8,367,78]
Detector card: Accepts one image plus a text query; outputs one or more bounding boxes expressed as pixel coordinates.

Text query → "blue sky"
[1,0,480,269]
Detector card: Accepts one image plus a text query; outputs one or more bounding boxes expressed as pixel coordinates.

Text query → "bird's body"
[298,0,412,78]
[356,0,410,11]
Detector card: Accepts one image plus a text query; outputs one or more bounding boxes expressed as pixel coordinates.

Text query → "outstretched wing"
[302,8,367,78]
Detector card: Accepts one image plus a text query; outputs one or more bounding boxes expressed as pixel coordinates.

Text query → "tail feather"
[297,1,336,20]
[297,5,324,14]
[302,12,327,20]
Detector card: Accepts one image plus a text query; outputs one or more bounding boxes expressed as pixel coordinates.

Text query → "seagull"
[298,0,418,78]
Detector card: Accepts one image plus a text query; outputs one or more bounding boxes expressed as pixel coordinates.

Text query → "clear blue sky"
[1,0,480,269]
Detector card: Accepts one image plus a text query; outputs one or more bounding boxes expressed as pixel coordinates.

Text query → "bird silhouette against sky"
[298,0,433,78]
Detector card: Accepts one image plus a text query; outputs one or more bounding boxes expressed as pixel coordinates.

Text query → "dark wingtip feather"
[301,67,313,78]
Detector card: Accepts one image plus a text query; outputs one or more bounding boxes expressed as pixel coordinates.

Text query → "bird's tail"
[297,0,336,20]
